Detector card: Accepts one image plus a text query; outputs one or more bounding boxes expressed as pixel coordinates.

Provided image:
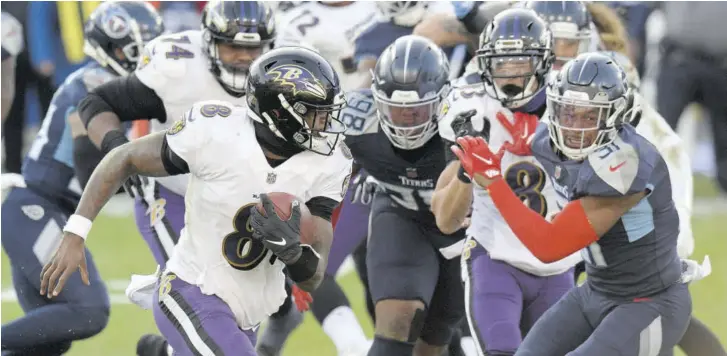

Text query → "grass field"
[2,176,725,356]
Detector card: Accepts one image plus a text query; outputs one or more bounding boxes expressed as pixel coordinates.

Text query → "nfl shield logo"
[554,166,562,180]
[406,168,418,179]
[266,172,277,184]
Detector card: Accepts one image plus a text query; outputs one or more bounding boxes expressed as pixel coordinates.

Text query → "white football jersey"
[275,2,379,91]
[135,30,249,195]
[164,100,351,330]
[632,94,694,258]
[439,85,581,276]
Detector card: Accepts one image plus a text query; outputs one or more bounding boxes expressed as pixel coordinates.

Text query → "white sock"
[460,336,478,356]
[322,306,369,354]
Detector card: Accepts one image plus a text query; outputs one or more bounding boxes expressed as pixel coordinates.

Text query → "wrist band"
[457,166,471,184]
[63,214,93,241]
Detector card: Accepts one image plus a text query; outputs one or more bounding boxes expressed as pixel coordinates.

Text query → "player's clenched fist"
[451,136,503,187]
[249,193,303,264]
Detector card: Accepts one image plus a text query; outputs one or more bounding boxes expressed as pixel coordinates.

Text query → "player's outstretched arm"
[431,160,473,234]
[454,135,648,263]
[40,131,172,298]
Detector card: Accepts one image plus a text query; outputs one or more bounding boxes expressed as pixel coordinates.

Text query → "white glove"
[680,256,711,284]
[351,175,379,205]
[1,173,26,192]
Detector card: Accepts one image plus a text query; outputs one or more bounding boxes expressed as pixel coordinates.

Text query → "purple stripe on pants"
[153,272,257,356]
[134,180,186,267]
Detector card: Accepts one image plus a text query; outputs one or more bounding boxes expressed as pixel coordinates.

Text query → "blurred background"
[1,1,725,355]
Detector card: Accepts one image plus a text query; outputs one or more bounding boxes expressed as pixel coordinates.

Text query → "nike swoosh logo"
[472,153,492,164]
[265,237,287,246]
[609,161,626,172]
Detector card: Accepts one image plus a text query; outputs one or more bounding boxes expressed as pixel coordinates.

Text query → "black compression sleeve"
[78,73,167,128]
[72,135,105,190]
[160,135,190,175]
[305,196,339,222]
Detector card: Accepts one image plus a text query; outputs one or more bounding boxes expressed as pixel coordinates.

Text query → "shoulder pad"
[80,66,117,92]
[437,84,496,142]
[1,12,23,57]
[583,126,658,197]
[341,89,378,136]
[136,31,201,84]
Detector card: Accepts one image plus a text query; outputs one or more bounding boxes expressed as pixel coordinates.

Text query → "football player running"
[1,2,163,354]
[77,0,274,270]
[604,51,725,356]
[433,8,582,356]
[257,2,379,356]
[40,46,351,356]
[342,35,465,356]
[454,52,691,355]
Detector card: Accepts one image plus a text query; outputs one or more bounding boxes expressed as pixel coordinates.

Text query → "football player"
[454,52,691,355]
[77,0,274,269]
[1,11,22,122]
[433,8,582,355]
[275,1,378,92]
[257,3,378,356]
[40,46,352,356]
[75,1,277,352]
[605,51,726,356]
[0,2,163,354]
[342,35,464,356]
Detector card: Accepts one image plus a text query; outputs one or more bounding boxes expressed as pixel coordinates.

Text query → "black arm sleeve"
[78,73,167,128]
[305,196,339,222]
[72,135,125,194]
[160,135,190,175]
[72,135,106,189]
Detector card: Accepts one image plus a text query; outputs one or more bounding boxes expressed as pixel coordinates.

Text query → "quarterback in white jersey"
[77,0,276,268]
[431,8,580,355]
[275,1,378,91]
[42,46,351,355]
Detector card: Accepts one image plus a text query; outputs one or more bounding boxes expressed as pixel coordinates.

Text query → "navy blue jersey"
[531,123,682,298]
[342,89,451,228]
[22,62,117,211]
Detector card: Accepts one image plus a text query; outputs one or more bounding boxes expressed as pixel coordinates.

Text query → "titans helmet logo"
[265,65,327,100]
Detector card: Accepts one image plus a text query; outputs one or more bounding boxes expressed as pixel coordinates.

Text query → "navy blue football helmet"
[546,52,631,160]
[83,1,164,76]
[524,1,593,70]
[372,35,450,149]
[477,8,554,108]
[201,0,276,96]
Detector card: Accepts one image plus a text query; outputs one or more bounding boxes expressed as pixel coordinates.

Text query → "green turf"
[2,177,725,355]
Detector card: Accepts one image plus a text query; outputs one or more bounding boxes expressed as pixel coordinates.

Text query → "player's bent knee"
[72,304,110,338]
[375,299,427,342]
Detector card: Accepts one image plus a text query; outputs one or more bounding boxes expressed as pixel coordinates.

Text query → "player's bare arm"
[413,14,477,51]
[1,56,16,122]
[431,160,473,234]
[298,215,333,292]
[40,131,171,297]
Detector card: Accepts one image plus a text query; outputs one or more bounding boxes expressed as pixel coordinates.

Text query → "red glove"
[496,111,539,157]
[292,284,313,312]
[451,136,502,180]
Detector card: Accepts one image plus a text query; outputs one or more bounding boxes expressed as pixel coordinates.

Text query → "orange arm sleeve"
[487,178,599,263]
